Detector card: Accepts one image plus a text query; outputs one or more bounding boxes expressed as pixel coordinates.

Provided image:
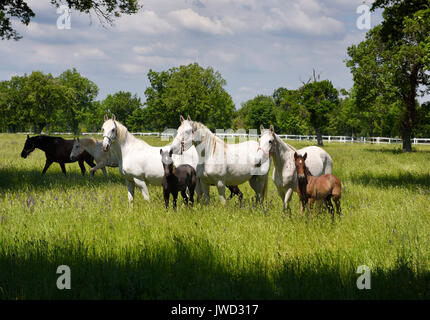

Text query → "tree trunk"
[401,64,419,153]
[316,127,324,146]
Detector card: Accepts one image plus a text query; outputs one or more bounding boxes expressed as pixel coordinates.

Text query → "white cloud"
[168,8,233,35]
[117,10,174,35]
[263,5,344,36]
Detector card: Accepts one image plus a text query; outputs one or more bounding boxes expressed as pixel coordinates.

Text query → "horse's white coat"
[70,138,119,177]
[257,127,333,211]
[170,118,269,204]
[101,117,199,202]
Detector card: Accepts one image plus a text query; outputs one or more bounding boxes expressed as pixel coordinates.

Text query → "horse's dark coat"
[161,149,197,209]
[20,135,96,175]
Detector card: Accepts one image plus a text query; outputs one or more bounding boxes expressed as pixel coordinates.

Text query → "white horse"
[170,115,270,204]
[70,137,119,178]
[101,115,200,203]
[256,125,333,212]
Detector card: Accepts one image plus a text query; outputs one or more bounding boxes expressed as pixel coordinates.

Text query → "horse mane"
[111,120,148,145]
[273,133,296,153]
[305,166,313,176]
[191,121,226,154]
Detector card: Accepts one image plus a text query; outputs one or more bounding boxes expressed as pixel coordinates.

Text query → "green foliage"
[0,69,98,134]
[142,63,235,131]
[299,79,339,144]
[272,88,310,134]
[58,68,99,134]
[234,95,276,130]
[0,0,141,41]
[348,0,430,151]
[99,91,141,130]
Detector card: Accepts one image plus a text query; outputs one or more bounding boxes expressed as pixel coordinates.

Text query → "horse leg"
[188,184,195,206]
[59,162,67,176]
[181,190,189,206]
[89,161,105,176]
[325,195,335,222]
[283,188,293,215]
[85,157,96,169]
[308,198,315,217]
[195,178,202,203]
[101,167,108,178]
[201,180,210,205]
[163,189,170,209]
[78,160,86,175]
[216,180,226,205]
[126,179,135,204]
[42,159,53,175]
[249,175,264,205]
[172,191,178,210]
[134,178,150,201]
[333,196,342,217]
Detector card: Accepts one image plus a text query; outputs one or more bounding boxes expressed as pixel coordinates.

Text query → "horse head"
[160,148,175,176]
[70,137,83,161]
[101,114,117,152]
[20,135,36,158]
[256,125,276,166]
[171,115,194,155]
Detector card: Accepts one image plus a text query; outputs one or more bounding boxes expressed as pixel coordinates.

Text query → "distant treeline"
[1,63,429,139]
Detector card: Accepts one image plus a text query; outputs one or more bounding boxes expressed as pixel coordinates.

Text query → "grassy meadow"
[0,133,429,299]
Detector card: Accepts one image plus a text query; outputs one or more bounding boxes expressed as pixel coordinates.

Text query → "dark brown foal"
[161,149,197,209]
[294,152,342,221]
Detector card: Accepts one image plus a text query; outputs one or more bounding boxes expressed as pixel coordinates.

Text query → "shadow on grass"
[0,235,428,300]
[0,166,124,193]
[349,172,430,190]
[363,147,430,154]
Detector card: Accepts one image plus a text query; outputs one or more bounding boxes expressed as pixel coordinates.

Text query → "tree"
[143,63,235,131]
[58,68,99,134]
[100,91,142,129]
[234,95,276,131]
[272,88,310,135]
[299,76,339,146]
[1,0,141,41]
[347,0,430,152]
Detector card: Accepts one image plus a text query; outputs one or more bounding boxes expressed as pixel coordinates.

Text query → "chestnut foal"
[294,152,342,221]
[161,149,197,209]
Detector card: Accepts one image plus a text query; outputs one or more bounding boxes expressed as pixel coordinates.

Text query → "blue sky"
[1,0,388,108]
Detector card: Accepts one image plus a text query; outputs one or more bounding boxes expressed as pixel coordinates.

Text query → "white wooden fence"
[13,131,430,145]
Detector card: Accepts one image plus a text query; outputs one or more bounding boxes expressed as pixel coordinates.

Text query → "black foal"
[160,149,197,209]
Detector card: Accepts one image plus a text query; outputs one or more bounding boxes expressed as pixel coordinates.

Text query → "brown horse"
[21,135,96,175]
[294,152,342,221]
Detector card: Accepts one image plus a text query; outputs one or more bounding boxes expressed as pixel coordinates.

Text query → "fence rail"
[11,132,430,145]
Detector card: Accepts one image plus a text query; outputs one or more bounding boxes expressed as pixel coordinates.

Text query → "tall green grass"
[0,134,429,299]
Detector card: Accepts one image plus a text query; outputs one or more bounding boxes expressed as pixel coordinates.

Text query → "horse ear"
[260,125,265,132]
[169,149,173,157]
[27,134,29,139]
[104,114,108,121]
[111,114,116,121]
[294,152,298,160]
[270,125,274,133]
[180,115,185,123]
[187,115,191,121]
[303,152,307,160]
[160,149,163,155]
